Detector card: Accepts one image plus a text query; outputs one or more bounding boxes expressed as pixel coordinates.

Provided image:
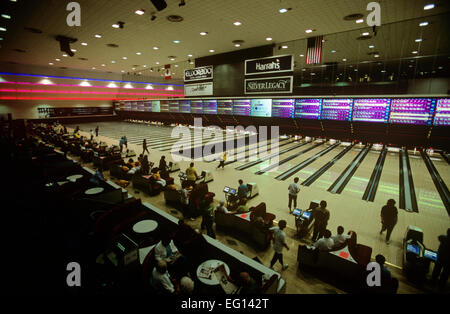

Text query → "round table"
[67,174,83,182]
[196,259,230,285]
[132,220,158,233]
[85,187,104,195]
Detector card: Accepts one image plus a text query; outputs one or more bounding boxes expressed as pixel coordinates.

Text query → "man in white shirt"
[215,200,237,215]
[155,237,180,264]
[313,229,334,251]
[288,177,300,213]
[331,226,351,247]
[151,260,176,294]
[269,220,289,270]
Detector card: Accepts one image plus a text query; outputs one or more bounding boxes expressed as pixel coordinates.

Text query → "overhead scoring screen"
[352,98,391,123]
[179,100,191,113]
[294,99,322,119]
[217,100,233,115]
[250,99,272,117]
[160,100,169,112]
[233,99,251,116]
[433,98,450,126]
[272,99,295,118]
[190,100,203,114]
[389,98,436,125]
[321,99,353,121]
[169,100,179,113]
[203,100,218,115]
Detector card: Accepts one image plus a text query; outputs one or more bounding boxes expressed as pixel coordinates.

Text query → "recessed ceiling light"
[62,54,68,57]
[235,44,241,47]
[281,45,288,49]
[299,54,304,57]
[415,38,423,42]
[71,49,76,52]
[143,65,147,67]
[121,70,125,73]
[135,9,145,15]
[175,64,178,67]
[342,58,347,61]
[420,22,429,26]
[111,60,115,63]
[331,50,336,53]
[362,32,370,36]
[279,8,290,13]
[136,52,142,55]
[369,45,375,48]
[355,19,364,23]
[438,66,443,70]
[170,58,175,61]
[81,42,87,46]
[49,62,54,65]
[190,61,194,65]
[122,57,127,60]
[156,62,160,64]
[233,21,242,26]
[132,67,135,70]
[412,51,418,54]
[94,34,102,38]
[0,27,6,32]
[153,46,159,50]
[209,49,215,52]
[200,32,208,36]
[302,69,306,72]
[305,29,313,33]
[266,37,273,41]
[112,24,119,28]
[55,58,60,61]
[101,64,105,67]
[374,54,379,58]
[92,67,96,70]
[0,37,2,40]
[310,72,315,75]
[187,54,193,57]
[173,40,180,44]
[424,4,435,10]
[381,70,386,73]
[2,14,11,19]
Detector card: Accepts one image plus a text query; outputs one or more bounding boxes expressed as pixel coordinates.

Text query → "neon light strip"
[0,96,184,100]
[0,81,184,92]
[0,89,184,96]
[0,72,184,86]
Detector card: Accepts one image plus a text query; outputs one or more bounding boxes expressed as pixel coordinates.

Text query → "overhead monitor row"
[114,98,450,126]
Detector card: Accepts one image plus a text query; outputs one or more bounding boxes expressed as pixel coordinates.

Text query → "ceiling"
[0,0,449,81]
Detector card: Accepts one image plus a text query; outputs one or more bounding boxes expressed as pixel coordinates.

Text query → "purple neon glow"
[217,100,233,115]
[0,81,184,92]
[190,100,203,114]
[233,99,251,116]
[203,100,218,115]
[169,100,180,113]
[179,100,191,113]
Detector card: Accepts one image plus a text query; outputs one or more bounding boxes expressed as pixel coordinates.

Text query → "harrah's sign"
[184,66,213,82]
[245,55,293,75]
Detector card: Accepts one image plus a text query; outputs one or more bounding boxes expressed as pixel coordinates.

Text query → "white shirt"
[151,267,174,293]
[216,205,229,214]
[155,240,179,262]
[288,182,300,195]
[313,237,335,251]
[180,189,189,205]
[331,234,350,247]
[270,226,286,254]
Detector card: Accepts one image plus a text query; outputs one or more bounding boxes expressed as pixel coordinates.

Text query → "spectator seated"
[249,202,276,227]
[132,173,162,196]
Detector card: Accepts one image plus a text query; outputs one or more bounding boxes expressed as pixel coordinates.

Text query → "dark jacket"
[381,205,398,225]
[437,235,450,265]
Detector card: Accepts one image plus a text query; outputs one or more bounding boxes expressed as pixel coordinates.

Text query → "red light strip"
[0,89,184,96]
[0,81,185,92]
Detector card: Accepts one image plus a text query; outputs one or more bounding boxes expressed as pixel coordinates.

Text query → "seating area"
[2,122,285,295]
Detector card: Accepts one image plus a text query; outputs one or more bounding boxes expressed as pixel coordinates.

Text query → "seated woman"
[215,200,237,215]
[151,168,166,188]
[236,198,249,213]
[125,158,135,169]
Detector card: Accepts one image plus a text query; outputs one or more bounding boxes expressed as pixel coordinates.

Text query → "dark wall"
[193,45,274,97]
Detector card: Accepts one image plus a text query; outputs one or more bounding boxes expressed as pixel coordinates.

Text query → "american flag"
[306,36,323,64]
[164,64,171,80]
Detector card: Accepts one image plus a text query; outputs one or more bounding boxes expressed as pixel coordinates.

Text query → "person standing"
[95,126,99,137]
[269,220,289,270]
[123,135,128,149]
[431,228,450,291]
[288,177,300,213]
[90,129,94,141]
[379,199,398,244]
[237,179,248,202]
[185,162,199,187]
[312,200,330,242]
[217,151,227,169]
[143,138,149,155]
[119,137,124,153]
[201,198,216,239]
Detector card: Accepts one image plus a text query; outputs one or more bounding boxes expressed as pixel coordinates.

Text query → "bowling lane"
[259,142,327,178]
[430,154,450,186]
[312,145,364,190]
[374,150,399,204]
[294,145,346,182]
[340,149,380,198]
[407,150,446,216]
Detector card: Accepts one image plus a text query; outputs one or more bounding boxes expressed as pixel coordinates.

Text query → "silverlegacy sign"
[184,66,213,82]
[245,76,293,94]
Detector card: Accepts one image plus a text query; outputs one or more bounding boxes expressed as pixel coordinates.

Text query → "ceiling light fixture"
[49,62,54,65]
[331,50,336,53]
[81,42,87,46]
[200,32,208,36]
[209,49,215,52]
[122,57,127,60]
[187,54,193,57]
[299,54,304,57]
[235,44,240,47]
[135,9,145,15]
[281,45,288,49]
[55,58,60,61]
[369,45,375,48]
[111,60,116,63]
[2,14,11,19]
[415,38,422,42]
[0,27,6,32]
[62,54,68,57]
[362,32,370,36]
[112,24,119,28]
[136,52,142,55]
[424,4,435,10]
[153,46,159,50]
[419,21,429,26]
[233,21,242,26]
[305,29,313,33]
[355,19,364,23]
[279,8,291,13]
[342,58,347,61]
[412,51,418,54]
[94,34,102,38]
[173,40,180,44]
[266,37,272,41]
